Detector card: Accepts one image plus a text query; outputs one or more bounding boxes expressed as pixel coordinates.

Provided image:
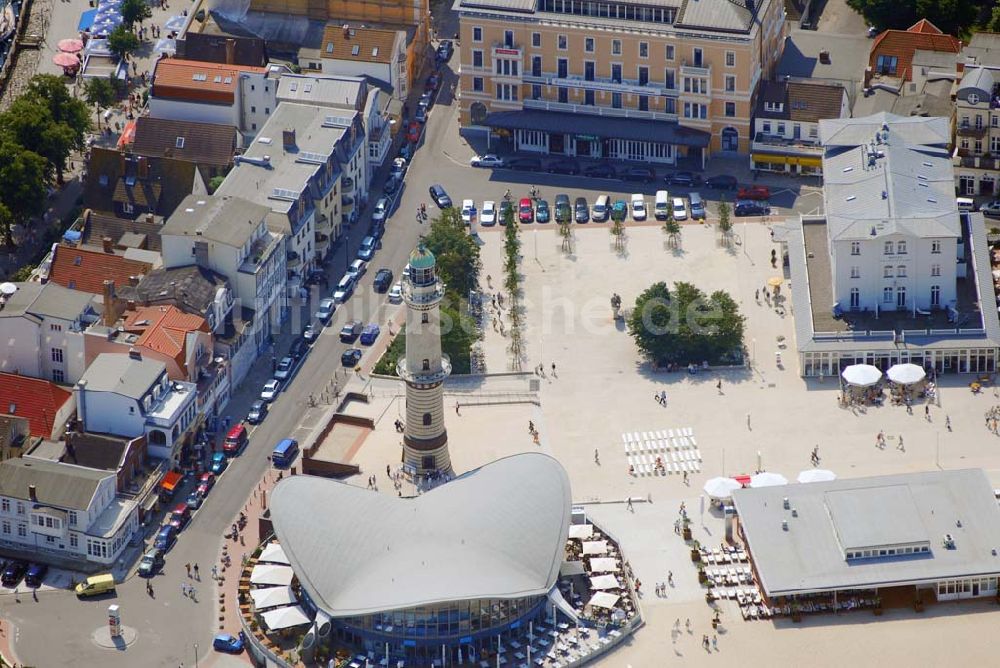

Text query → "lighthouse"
[397,244,453,476]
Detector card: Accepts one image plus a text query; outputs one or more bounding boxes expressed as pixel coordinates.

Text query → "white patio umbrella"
[749,472,788,488]
[841,364,882,387]
[249,585,297,610]
[250,563,294,586]
[703,477,742,499]
[886,363,926,386]
[261,605,311,631]
[259,541,290,565]
[797,469,837,484]
[0,282,17,295]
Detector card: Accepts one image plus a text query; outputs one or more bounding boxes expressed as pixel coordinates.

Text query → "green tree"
[627,281,745,366]
[610,215,625,252]
[121,0,152,27]
[0,98,77,183]
[663,212,681,249]
[373,302,478,375]
[988,5,1000,32]
[107,25,141,60]
[83,77,118,132]
[422,207,481,300]
[717,198,732,246]
[846,0,977,35]
[0,140,47,244]
[208,175,226,194]
[26,74,91,139]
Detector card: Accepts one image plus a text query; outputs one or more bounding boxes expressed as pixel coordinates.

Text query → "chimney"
[102,280,118,327]
[126,299,137,311]
[145,213,154,224]
[282,129,296,149]
[137,157,150,179]
[128,347,142,361]
[102,236,114,253]
[28,484,36,503]
[128,275,140,287]
[225,38,236,64]
[819,50,830,64]
[343,23,350,38]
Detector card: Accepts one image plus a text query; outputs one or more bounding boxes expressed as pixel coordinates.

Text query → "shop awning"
[160,471,183,493]
[751,153,789,164]
[794,155,822,168]
[752,153,823,168]
[484,110,711,148]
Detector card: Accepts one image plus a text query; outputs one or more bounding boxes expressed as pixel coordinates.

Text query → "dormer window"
[175,136,185,149]
[764,101,783,112]
[968,93,980,105]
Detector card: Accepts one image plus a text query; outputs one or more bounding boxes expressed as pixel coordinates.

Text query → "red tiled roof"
[152,58,268,104]
[0,373,72,438]
[870,20,962,82]
[48,244,153,295]
[122,305,208,372]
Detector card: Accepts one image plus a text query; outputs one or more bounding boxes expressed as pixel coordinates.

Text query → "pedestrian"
[702,635,709,650]
[660,390,667,405]
[185,563,191,577]
[181,583,187,597]
[946,415,952,431]
[683,470,689,485]
[190,586,197,602]
[626,496,633,512]
[685,618,691,632]
[716,379,722,393]
[386,464,391,477]
[147,580,153,597]
[897,435,905,451]
[925,404,930,420]
[673,519,680,534]
[755,289,759,302]
[455,401,460,415]
[594,448,600,464]
[712,635,718,651]
[193,563,199,580]
[667,571,673,586]
[674,618,680,629]
[746,412,751,430]
[528,420,535,434]
[211,564,218,581]
[551,362,556,376]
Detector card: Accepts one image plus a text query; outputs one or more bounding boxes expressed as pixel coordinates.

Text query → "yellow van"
[75,573,116,597]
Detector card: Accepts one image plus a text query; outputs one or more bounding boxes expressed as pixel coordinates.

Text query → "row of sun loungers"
[621,430,702,476]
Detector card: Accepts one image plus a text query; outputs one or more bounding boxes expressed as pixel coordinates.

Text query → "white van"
[956,197,976,213]
[630,194,647,221]
[654,190,670,221]
[593,195,610,222]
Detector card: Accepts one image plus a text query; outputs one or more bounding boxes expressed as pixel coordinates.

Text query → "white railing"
[522,98,678,122]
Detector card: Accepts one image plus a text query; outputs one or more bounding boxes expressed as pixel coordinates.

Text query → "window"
[531,84,542,99]
[17,523,25,538]
[531,32,540,47]
[725,75,736,92]
[896,265,906,277]
[612,92,622,108]
[51,347,63,363]
[122,202,134,215]
[931,240,941,254]
[50,323,61,332]
[1,499,8,513]
[897,241,906,254]
[725,101,735,117]
[884,241,894,255]
[851,242,860,255]
[68,511,77,526]
[584,37,594,52]
[725,51,735,67]
[777,122,785,134]
[665,44,675,60]
[1,521,7,535]
[884,266,893,278]
[472,26,482,42]
[692,47,703,66]
[931,264,941,277]
[639,42,648,58]
[558,87,568,103]
[52,369,64,383]
[423,413,432,426]
[968,93,980,105]
[876,54,898,75]
[473,76,483,92]
[557,34,567,50]
[762,121,771,133]
[422,313,429,323]
[850,266,860,278]
[503,30,514,47]
[931,284,941,306]
[883,287,894,303]
[250,106,256,113]
[612,40,621,55]
[472,50,483,68]
[422,359,430,371]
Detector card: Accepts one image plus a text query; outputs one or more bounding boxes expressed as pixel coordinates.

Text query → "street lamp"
[194,642,199,668]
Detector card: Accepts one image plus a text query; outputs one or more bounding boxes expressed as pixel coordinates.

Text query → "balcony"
[957,122,988,138]
[680,61,711,78]
[286,251,302,269]
[315,213,333,233]
[315,233,330,253]
[751,132,823,155]
[342,177,354,194]
[342,195,355,213]
[522,72,677,97]
[953,153,998,170]
[523,98,678,122]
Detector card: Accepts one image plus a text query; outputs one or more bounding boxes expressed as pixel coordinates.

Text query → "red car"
[169,503,191,530]
[518,198,534,223]
[197,472,215,496]
[737,185,770,200]
[406,121,421,143]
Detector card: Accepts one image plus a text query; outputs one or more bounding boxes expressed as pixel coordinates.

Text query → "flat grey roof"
[733,469,1000,597]
[0,283,97,321]
[777,30,871,100]
[271,453,571,617]
[277,74,366,110]
[0,458,111,510]
[79,353,165,399]
[161,195,270,248]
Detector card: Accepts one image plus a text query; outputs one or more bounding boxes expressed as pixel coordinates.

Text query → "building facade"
[952,67,1000,198]
[454,0,785,161]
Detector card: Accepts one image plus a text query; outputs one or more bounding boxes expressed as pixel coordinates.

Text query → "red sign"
[495,48,520,56]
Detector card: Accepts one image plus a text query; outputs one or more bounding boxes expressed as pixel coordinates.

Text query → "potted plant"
[690,539,701,562]
[682,517,693,541]
[697,563,708,584]
[790,601,801,623]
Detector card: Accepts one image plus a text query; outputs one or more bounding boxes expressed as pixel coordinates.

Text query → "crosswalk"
[622,429,702,477]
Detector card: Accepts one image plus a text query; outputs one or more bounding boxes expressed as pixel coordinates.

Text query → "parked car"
[689,192,706,220]
[612,199,629,221]
[223,424,248,454]
[737,185,770,200]
[470,154,504,168]
[574,197,590,223]
[498,200,513,225]
[389,157,407,179]
[210,452,227,475]
[666,171,701,187]
[555,194,571,223]
[705,174,738,190]
[547,158,580,175]
[374,268,394,293]
[303,323,319,343]
[315,298,336,323]
[168,503,191,531]
[137,548,164,578]
[260,379,281,402]
[333,275,355,303]
[213,632,246,654]
[425,73,441,92]
[623,166,656,183]
[461,199,476,225]
[360,323,381,345]
[518,198,534,223]
[154,525,177,551]
[419,91,434,109]
[357,236,377,261]
[414,103,428,124]
[505,157,543,171]
[197,472,215,496]
[436,40,453,62]
[186,491,203,510]
[372,197,389,224]
[429,184,452,208]
[734,199,771,216]
[384,174,401,194]
[24,563,47,588]
[584,162,617,179]
[388,282,403,303]
[341,348,363,367]
[672,197,688,221]
[1,561,25,587]
[247,400,268,424]
[631,194,647,221]
[481,200,497,226]
[274,356,294,381]
[339,321,362,342]
[981,200,1000,217]
[289,337,309,360]
[535,200,551,223]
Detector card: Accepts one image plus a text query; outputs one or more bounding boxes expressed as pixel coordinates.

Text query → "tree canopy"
[121,0,152,26]
[107,25,140,60]
[0,139,47,244]
[422,206,481,300]
[83,77,118,130]
[627,281,745,366]
[846,0,980,35]
[373,303,477,375]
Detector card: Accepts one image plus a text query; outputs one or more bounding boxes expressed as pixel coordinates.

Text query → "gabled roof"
[870,20,962,82]
[0,282,98,322]
[161,194,270,248]
[79,353,166,399]
[132,117,238,168]
[676,0,760,34]
[0,458,111,510]
[151,58,268,103]
[272,453,571,617]
[276,74,367,111]
[321,24,398,64]
[0,374,73,438]
[81,211,164,253]
[48,244,152,295]
[118,265,229,316]
[83,148,199,218]
[121,305,208,371]
[176,32,268,67]
[756,80,846,123]
[958,66,996,95]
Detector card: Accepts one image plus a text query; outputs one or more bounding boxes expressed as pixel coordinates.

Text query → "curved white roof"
[270,453,571,617]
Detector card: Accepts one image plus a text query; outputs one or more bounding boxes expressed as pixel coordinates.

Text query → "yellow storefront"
[752,153,822,175]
